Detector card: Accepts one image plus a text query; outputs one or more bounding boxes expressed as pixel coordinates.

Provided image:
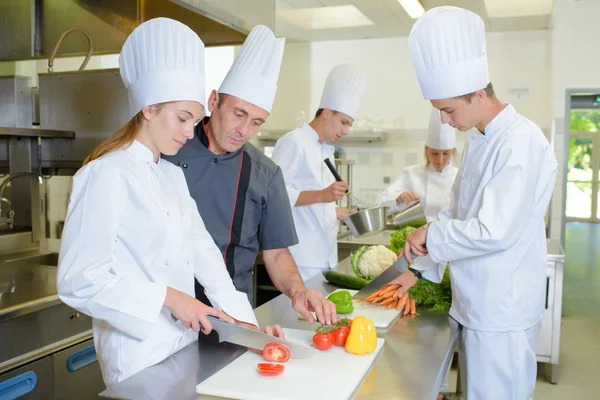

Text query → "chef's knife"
[324,159,349,194]
[206,316,318,358]
[352,254,414,301]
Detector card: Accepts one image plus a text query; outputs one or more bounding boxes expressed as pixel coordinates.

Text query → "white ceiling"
[274,0,553,42]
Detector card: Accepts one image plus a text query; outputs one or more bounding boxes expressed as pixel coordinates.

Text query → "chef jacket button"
[167,211,170,216]
[187,260,190,265]
[213,158,218,163]
[181,211,184,216]
[182,163,188,169]
[165,261,169,266]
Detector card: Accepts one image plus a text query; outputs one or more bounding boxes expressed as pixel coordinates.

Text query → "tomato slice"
[257,363,285,376]
[262,343,290,363]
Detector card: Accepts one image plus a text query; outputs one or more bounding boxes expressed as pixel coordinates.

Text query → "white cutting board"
[196,328,384,400]
[301,289,403,329]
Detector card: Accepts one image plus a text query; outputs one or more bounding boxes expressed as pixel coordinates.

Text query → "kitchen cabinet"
[0,357,53,400]
[53,339,104,400]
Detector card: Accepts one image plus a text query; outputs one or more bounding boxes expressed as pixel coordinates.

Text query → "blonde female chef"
[376,107,458,222]
[57,18,278,387]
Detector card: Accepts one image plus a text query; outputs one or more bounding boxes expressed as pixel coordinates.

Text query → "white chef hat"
[409,6,489,100]
[218,25,285,114]
[319,64,367,120]
[119,18,205,118]
[426,108,456,150]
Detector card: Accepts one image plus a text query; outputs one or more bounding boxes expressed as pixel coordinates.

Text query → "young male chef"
[271,64,367,281]
[164,25,337,325]
[393,7,558,399]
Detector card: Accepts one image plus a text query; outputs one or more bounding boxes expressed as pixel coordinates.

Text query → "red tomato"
[257,363,284,376]
[312,332,334,351]
[262,343,290,363]
[332,326,350,346]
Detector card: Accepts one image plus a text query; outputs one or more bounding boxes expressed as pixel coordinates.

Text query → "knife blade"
[352,256,410,300]
[206,316,318,358]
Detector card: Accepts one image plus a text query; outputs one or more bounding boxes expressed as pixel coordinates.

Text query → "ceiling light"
[277,5,374,30]
[483,0,553,18]
[397,0,425,19]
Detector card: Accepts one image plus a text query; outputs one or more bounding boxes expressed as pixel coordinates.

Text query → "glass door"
[567,111,600,222]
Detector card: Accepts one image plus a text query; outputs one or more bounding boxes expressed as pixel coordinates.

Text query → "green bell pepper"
[327,290,354,314]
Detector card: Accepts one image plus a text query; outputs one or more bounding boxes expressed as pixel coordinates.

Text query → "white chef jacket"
[377,164,458,220]
[57,140,257,387]
[272,123,338,270]
[377,163,458,281]
[426,105,558,332]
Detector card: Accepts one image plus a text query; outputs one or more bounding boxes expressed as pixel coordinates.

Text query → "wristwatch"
[408,267,422,280]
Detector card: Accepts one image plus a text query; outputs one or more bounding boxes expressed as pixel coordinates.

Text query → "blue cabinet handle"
[67,345,97,372]
[0,371,37,399]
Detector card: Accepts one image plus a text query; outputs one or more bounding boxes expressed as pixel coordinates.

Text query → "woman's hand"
[164,286,234,334]
[397,190,420,204]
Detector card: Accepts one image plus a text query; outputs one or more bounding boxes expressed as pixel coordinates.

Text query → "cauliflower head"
[356,245,397,280]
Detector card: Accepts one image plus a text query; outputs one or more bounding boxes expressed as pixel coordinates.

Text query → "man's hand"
[397,190,420,205]
[322,181,349,202]
[335,207,351,220]
[389,271,419,298]
[401,224,429,264]
[292,288,338,326]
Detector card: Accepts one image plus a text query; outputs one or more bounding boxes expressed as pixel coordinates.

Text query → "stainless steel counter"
[0,262,61,323]
[100,258,460,400]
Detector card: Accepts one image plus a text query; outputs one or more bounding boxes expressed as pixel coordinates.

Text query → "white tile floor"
[444,222,600,399]
[534,222,600,399]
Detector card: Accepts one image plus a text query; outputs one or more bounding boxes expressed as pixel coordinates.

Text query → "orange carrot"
[386,299,398,309]
[379,296,396,306]
[410,299,416,315]
[364,288,386,302]
[403,294,411,316]
[396,292,409,311]
[380,284,399,295]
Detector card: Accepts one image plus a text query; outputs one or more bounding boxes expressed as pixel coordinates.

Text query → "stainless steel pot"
[342,206,387,237]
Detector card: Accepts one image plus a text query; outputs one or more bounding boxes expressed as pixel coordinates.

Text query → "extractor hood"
[0,0,275,61]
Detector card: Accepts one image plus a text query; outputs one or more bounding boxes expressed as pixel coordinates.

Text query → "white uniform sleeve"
[376,168,411,211]
[272,136,303,207]
[57,161,167,341]
[427,136,556,263]
[190,198,258,327]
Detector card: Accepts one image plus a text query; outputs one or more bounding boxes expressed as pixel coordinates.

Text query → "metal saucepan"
[387,200,427,230]
[323,159,387,237]
[342,206,387,237]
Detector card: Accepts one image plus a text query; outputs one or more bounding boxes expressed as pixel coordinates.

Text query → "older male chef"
[164,26,337,325]
[272,64,367,281]
[394,7,558,399]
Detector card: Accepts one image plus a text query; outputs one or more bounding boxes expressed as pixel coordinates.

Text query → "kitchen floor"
[444,222,600,399]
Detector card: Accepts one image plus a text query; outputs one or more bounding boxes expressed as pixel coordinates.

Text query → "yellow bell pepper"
[345,316,377,355]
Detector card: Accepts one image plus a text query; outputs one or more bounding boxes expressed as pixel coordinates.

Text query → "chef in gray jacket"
[164,25,337,325]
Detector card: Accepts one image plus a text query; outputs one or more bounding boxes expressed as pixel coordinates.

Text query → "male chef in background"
[393,6,558,399]
[165,25,337,326]
[272,64,367,281]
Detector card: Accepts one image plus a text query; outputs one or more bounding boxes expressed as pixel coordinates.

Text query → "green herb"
[388,227,452,312]
[388,227,417,254]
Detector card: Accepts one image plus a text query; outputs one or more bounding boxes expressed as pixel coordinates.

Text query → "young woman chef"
[57,18,281,387]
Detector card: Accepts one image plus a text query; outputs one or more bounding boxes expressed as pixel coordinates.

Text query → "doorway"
[567,110,600,222]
